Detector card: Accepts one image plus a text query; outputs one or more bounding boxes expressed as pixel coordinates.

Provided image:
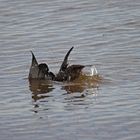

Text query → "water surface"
[0,0,140,140]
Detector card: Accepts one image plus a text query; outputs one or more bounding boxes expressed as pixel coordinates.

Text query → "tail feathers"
[59,47,74,71]
[30,51,38,66]
[29,51,39,79]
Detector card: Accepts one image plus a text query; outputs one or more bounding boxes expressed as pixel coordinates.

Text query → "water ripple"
[0,0,140,140]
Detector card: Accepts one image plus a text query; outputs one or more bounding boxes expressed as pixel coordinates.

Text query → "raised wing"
[59,47,74,72]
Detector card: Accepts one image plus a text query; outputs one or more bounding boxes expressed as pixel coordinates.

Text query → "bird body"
[55,47,85,81]
[29,47,85,82]
[55,65,84,81]
[28,51,55,80]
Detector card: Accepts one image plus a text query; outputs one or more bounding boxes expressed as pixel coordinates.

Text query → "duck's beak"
[28,51,39,79]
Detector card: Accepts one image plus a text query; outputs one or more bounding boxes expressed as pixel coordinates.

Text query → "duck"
[29,47,85,81]
[28,51,55,80]
[55,47,85,81]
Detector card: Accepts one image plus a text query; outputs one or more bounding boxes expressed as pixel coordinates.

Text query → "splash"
[72,65,102,86]
[90,66,98,76]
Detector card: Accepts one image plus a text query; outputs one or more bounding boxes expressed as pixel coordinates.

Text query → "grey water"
[0,0,140,140]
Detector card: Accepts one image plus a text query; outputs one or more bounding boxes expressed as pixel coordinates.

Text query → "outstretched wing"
[28,51,39,79]
[59,47,74,72]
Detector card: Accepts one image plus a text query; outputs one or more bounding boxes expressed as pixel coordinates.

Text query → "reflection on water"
[62,83,85,93]
[29,74,103,95]
[29,74,101,113]
[61,74,101,106]
[29,79,54,94]
[62,74,101,93]
[29,79,54,101]
[29,74,102,102]
[0,0,140,139]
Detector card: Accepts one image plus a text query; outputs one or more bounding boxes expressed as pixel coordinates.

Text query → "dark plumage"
[28,47,85,82]
[28,51,55,80]
[55,47,85,81]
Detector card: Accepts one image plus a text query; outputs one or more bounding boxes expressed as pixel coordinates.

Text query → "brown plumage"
[29,47,85,82]
[55,47,85,81]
